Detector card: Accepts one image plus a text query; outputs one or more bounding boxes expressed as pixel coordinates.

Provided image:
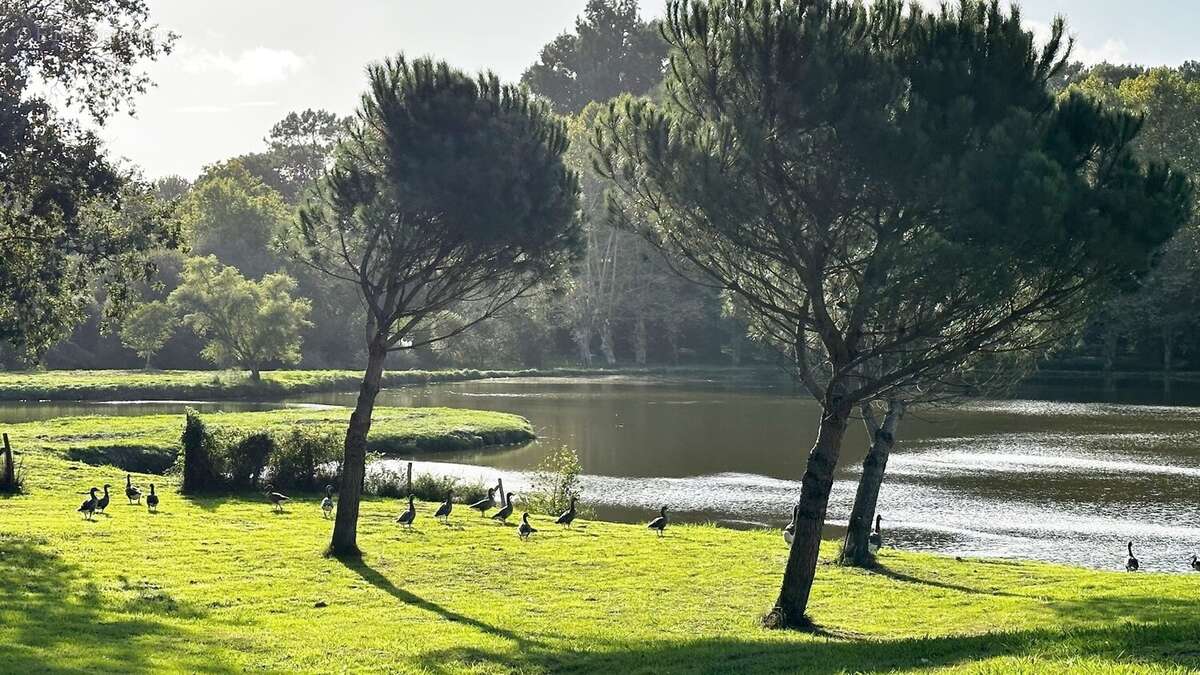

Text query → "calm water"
[2,375,1198,570]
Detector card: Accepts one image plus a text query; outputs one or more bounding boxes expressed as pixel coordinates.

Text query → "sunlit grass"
[1,449,1196,673]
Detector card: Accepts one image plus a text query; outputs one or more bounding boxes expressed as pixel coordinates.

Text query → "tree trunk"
[249,368,262,382]
[1163,326,1175,402]
[599,320,617,366]
[633,316,647,365]
[144,354,152,370]
[573,325,593,367]
[839,400,904,567]
[768,391,852,629]
[328,338,388,556]
[1102,325,1118,394]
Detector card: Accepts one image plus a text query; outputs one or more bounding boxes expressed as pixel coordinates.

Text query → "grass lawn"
[1,407,535,473]
[1,449,1196,673]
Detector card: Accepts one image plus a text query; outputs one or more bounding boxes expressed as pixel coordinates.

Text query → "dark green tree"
[295,56,582,556]
[0,0,178,358]
[595,0,1191,627]
[522,0,667,114]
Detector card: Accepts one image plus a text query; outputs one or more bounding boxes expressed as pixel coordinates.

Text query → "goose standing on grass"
[434,491,453,524]
[78,487,99,520]
[146,484,159,513]
[95,484,112,514]
[783,503,799,545]
[518,512,538,539]
[321,485,334,519]
[1125,541,1139,571]
[554,496,578,528]
[125,474,141,505]
[491,493,515,524]
[1191,554,1199,572]
[396,495,416,527]
[647,505,668,536]
[468,487,496,517]
[265,485,289,512]
[868,515,883,554]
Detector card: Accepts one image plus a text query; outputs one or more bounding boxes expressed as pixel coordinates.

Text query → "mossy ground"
[1,448,1196,673]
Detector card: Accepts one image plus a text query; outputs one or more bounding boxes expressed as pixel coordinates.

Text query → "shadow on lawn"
[0,537,232,673]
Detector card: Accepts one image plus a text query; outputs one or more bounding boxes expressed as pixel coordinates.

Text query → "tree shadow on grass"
[0,536,233,673]
[871,562,1022,598]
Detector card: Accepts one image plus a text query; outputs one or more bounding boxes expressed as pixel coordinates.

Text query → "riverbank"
[1,407,534,473]
[0,451,1195,673]
[0,366,784,402]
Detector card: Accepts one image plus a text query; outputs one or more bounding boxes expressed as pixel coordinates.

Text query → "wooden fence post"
[2,433,13,488]
[406,461,413,497]
[497,478,506,507]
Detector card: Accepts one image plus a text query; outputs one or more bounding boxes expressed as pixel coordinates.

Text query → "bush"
[269,427,340,492]
[363,464,488,504]
[180,408,224,493]
[227,432,275,489]
[525,445,586,516]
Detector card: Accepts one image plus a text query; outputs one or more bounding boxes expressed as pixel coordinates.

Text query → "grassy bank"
[1,450,1196,673]
[1,407,535,473]
[0,366,783,402]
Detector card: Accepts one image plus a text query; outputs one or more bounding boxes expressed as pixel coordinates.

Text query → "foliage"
[227,432,275,490]
[365,469,489,504]
[168,256,312,378]
[522,0,667,114]
[268,427,341,492]
[525,445,586,516]
[179,408,222,493]
[119,300,178,368]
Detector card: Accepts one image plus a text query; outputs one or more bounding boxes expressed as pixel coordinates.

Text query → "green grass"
[0,366,783,402]
[1,449,1197,673]
[2,407,535,473]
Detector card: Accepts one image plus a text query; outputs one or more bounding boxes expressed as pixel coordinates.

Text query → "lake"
[2,373,1198,571]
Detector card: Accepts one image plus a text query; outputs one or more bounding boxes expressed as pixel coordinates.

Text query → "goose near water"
[783,504,799,545]
[554,496,578,528]
[491,493,515,524]
[266,485,290,512]
[1126,541,1139,571]
[78,487,99,520]
[868,515,883,554]
[321,485,334,519]
[95,484,112,514]
[125,474,141,504]
[434,492,453,523]
[468,487,496,516]
[518,512,538,539]
[647,505,668,536]
[396,495,416,527]
[146,484,159,513]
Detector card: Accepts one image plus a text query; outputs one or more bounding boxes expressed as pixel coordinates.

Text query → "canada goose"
[125,474,141,504]
[321,485,334,519]
[265,485,289,512]
[783,503,799,545]
[1126,541,1139,571]
[554,496,578,527]
[868,515,883,554]
[491,493,515,523]
[1191,555,1200,572]
[518,512,538,539]
[146,484,159,513]
[396,495,416,527]
[95,484,112,514]
[78,487,99,520]
[468,487,496,516]
[647,505,668,536]
[434,491,453,523]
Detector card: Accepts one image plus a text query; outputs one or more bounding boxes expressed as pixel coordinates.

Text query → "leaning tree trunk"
[768,391,853,629]
[599,320,617,366]
[328,337,388,556]
[839,400,904,567]
[572,325,593,367]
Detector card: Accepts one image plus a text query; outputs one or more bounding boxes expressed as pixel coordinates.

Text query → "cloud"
[1073,38,1130,66]
[178,45,306,85]
[175,101,280,114]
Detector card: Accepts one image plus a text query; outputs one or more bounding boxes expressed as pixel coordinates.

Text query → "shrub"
[525,445,586,516]
[227,432,275,489]
[180,408,224,493]
[363,465,488,504]
[269,427,340,492]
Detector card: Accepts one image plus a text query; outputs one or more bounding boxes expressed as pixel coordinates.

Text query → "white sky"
[97,0,1198,180]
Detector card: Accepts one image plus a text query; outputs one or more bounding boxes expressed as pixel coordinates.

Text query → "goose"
[95,484,112,514]
[320,485,334,519]
[1125,541,1139,572]
[125,474,141,504]
[434,491,453,523]
[518,512,538,539]
[783,503,799,545]
[491,493,515,523]
[554,496,578,527]
[146,484,159,513]
[647,505,668,536]
[396,495,416,527]
[78,487,99,520]
[468,487,496,516]
[1191,555,1200,572]
[868,515,883,554]
[265,485,289,512]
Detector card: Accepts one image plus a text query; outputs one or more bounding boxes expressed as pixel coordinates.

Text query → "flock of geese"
[78,476,1200,571]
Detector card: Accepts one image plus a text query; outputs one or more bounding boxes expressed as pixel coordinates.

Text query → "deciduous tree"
[119,300,177,368]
